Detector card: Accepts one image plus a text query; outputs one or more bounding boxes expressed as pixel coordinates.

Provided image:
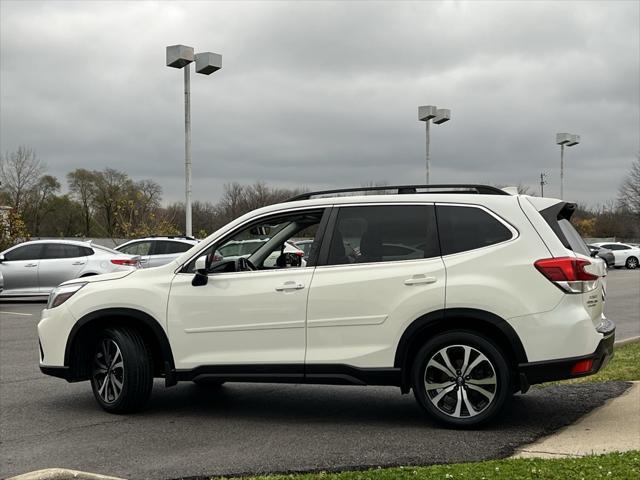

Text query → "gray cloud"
[1,0,638,206]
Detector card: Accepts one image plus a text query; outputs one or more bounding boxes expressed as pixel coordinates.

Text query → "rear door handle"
[72,261,85,266]
[275,281,305,292]
[404,275,437,286]
[25,263,38,268]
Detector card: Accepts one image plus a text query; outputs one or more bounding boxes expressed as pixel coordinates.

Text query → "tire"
[412,330,511,428]
[625,256,638,269]
[193,378,225,388]
[90,327,153,413]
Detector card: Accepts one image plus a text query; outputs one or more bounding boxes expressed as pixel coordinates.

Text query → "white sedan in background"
[591,242,640,269]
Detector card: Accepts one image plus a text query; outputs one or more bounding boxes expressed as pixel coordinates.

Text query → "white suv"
[38,184,615,427]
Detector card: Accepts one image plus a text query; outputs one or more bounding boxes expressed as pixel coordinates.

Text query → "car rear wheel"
[626,256,638,269]
[90,327,153,413]
[412,331,510,428]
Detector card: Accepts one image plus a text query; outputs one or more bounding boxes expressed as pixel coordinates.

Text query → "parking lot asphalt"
[0,268,638,479]
[603,269,640,341]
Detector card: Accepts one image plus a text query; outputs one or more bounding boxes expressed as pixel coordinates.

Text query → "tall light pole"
[555,133,580,200]
[418,106,451,184]
[166,45,222,237]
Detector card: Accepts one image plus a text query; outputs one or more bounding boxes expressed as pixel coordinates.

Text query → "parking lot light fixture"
[418,105,451,184]
[556,132,580,199]
[166,45,222,237]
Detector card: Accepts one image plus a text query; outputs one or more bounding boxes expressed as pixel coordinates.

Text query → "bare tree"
[0,146,44,213]
[91,168,132,237]
[618,155,640,216]
[67,168,97,236]
[26,175,61,236]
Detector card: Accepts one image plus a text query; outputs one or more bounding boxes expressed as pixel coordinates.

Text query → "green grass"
[542,340,640,387]
[212,451,640,479]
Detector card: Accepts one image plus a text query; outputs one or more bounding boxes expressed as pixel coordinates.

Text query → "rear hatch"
[524,198,606,327]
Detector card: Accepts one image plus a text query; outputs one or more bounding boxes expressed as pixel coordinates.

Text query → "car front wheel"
[626,256,638,269]
[90,327,153,413]
[412,331,511,428]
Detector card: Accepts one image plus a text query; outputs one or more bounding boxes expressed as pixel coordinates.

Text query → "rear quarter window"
[436,205,513,255]
[539,203,590,257]
[558,219,590,256]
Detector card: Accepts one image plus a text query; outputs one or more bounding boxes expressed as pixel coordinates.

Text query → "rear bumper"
[518,320,615,386]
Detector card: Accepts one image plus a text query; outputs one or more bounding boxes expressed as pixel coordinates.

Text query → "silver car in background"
[0,240,140,298]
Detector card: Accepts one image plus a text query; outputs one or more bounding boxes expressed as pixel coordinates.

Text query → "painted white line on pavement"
[0,311,33,316]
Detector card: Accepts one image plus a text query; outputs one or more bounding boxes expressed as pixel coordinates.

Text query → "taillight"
[111,258,139,267]
[570,359,594,375]
[534,257,599,294]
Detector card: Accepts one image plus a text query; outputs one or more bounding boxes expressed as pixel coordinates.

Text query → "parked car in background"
[590,242,640,269]
[115,236,198,268]
[587,245,615,268]
[0,240,139,298]
[292,239,314,260]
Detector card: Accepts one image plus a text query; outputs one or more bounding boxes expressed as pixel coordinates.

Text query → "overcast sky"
[1,0,638,206]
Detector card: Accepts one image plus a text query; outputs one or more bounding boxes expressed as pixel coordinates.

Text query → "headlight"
[47,282,87,309]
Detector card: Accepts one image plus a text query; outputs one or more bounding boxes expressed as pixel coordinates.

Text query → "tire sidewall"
[412,330,511,428]
[90,328,151,413]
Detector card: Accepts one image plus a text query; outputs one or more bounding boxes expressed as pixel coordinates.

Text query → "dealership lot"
[0,269,638,479]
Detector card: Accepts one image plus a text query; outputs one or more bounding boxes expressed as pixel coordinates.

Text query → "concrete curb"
[512,381,640,459]
[615,335,640,347]
[6,469,125,480]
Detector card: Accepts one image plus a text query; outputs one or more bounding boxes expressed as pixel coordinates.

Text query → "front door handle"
[25,263,37,268]
[275,281,305,292]
[404,275,437,286]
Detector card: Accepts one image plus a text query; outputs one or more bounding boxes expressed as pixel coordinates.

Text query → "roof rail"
[286,184,509,202]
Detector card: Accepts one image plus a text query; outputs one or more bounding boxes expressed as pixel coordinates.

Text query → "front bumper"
[518,320,615,386]
[40,365,72,381]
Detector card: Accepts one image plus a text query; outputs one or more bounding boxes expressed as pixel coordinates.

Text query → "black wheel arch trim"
[393,308,528,391]
[394,308,528,367]
[64,307,175,372]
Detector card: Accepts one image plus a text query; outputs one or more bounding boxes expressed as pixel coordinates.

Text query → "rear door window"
[153,241,193,255]
[436,205,513,255]
[325,205,439,265]
[42,243,84,259]
[119,241,152,256]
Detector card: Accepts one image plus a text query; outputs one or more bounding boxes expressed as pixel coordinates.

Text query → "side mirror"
[192,255,208,286]
[590,249,599,258]
[195,255,207,272]
[237,257,250,271]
